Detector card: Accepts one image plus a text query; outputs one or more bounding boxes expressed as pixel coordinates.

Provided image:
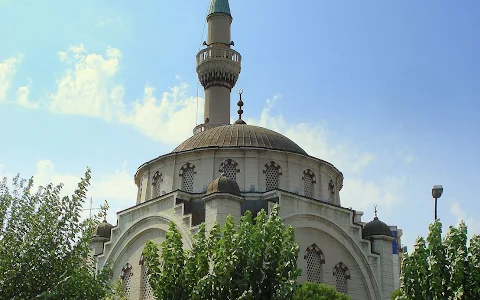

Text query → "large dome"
[172,124,308,155]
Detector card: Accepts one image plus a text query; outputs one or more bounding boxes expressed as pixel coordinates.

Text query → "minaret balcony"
[196,47,242,90]
[196,47,242,68]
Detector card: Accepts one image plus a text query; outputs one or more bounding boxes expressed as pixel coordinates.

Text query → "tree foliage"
[0,169,112,299]
[143,205,301,300]
[396,219,480,299]
[293,282,351,300]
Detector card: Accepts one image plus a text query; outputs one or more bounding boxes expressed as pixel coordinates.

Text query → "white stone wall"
[135,148,343,205]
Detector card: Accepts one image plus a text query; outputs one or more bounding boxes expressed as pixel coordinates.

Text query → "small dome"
[95,220,114,239]
[363,217,393,238]
[206,175,241,197]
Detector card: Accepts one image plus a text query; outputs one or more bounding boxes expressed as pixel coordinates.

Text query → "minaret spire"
[196,0,241,130]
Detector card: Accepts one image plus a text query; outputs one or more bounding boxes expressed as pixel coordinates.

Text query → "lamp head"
[432,185,443,199]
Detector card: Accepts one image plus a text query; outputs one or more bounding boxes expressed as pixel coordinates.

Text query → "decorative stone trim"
[263,161,283,175]
[120,262,133,279]
[302,169,316,183]
[304,243,325,264]
[329,179,335,195]
[179,163,196,177]
[152,171,163,185]
[218,159,240,173]
[333,262,351,279]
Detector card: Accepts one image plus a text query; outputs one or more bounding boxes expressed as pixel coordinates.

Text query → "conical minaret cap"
[208,0,231,16]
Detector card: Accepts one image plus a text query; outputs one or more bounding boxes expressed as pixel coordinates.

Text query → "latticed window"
[335,268,348,293]
[223,163,237,180]
[141,264,154,299]
[121,263,133,297]
[304,244,325,283]
[304,173,313,198]
[153,171,163,197]
[305,250,322,282]
[334,262,350,294]
[219,159,239,181]
[182,168,195,192]
[265,166,279,191]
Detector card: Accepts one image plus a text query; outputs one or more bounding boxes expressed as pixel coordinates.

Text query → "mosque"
[90,1,404,299]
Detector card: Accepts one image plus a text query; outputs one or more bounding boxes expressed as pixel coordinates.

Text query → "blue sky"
[0,0,479,250]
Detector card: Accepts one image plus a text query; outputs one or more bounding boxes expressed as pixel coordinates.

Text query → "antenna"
[82,197,102,219]
[196,2,210,125]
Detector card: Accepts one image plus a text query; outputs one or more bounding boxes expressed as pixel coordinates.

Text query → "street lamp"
[432,185,443,220]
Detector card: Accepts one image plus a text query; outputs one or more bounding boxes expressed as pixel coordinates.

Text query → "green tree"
[293,282,351,300]
[0,169,112,299]
[143,205,301,300]
[397,220,480,299]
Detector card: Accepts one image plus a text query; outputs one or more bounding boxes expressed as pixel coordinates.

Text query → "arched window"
[302,169,316,198]
[139,255,154,300]
[120,263,133,296]
[219,159,239,181]
[304,244,325,283]
[263,161,282,191]
[333,262,350,294]
[152,171,163,198]
[179,163,196,193]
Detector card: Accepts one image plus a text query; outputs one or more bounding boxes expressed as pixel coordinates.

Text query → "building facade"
[91,1,403,299]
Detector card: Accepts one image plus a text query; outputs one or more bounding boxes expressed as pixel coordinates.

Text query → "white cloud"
[450,202,480,238]
[341,175,406,215]
[46,44,202,145]
[0,55,22,101]
[247,94,376,174]
[32,159,136,224]
[16,85,38,109]
[247,94,409,215]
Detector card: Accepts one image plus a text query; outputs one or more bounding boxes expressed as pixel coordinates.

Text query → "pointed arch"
[333,262,350,294]
[179,162,196,193]
[263,161,282,191]
[152,171,163,198]
[219,158,240,180]
[139,254,154,299]
[304,243,325,283]
[120,262,133,296]
[302,169,316,198]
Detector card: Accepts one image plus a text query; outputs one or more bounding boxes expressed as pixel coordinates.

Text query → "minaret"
[196,0,241,129]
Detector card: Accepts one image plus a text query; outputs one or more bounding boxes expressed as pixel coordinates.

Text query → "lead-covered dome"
[206,175,241,196]
[362,217,393,238]
[95,220,114,239]
[172,124,307,155]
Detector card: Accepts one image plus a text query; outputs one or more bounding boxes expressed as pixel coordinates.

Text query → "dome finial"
[234,89,247,125]
[374,205,378,219]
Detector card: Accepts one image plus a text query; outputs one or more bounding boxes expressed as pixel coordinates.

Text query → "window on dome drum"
[219,159,239,181]
[303,169,316,198]
[152,171,163,198]
[180,163,196,193]
[304,244,325,283]
[139,255,154,300]
[121,263,133,297]
[333,262,350,294]
[263,161,282,191]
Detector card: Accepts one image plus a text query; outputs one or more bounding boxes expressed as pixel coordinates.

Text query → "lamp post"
[432,185,443,220]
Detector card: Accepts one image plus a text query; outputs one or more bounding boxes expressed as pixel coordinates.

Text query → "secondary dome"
[206,175,241,196]
[362,217,393,238]
[172,124,308,155]
[95,220,114,239]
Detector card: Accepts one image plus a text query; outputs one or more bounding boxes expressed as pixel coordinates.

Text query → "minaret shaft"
[196,0,241,128]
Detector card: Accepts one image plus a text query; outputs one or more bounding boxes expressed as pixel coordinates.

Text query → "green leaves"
[293,282,351,300]
[145,204,301,300]
[0,169,112,299]
[398,219,480,300]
